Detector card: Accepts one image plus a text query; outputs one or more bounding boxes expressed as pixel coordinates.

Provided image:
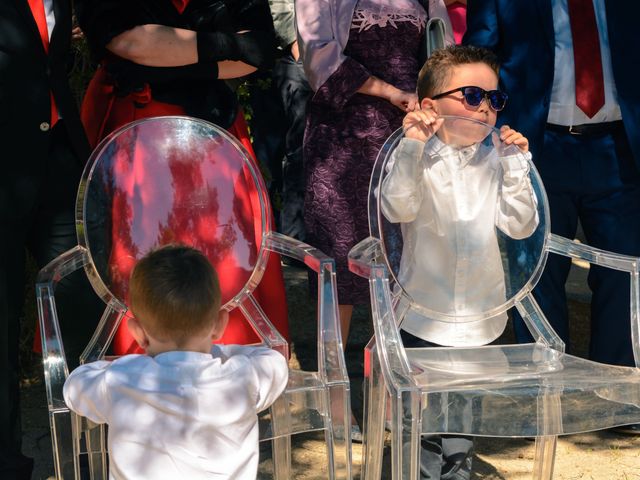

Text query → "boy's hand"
[402,108,444,142]
[499,125,529,152]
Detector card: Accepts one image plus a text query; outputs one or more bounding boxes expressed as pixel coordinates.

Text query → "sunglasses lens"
[489,91,508,111]
[462,87,484,106]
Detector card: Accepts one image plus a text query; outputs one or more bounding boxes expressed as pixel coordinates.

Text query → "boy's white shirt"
[63,344,289,480]
[381,136,539,346]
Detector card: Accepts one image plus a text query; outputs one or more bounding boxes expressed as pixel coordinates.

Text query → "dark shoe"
[442,449,473,480]
[0,455,34,480]
[612,423,640,435]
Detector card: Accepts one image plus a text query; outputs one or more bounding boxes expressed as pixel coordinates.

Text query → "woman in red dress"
[76,0,289,353]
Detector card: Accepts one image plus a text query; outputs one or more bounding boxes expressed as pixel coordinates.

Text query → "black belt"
[546,121,624,136]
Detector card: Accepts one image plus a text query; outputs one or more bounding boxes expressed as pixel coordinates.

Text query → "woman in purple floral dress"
[296,0,427,342]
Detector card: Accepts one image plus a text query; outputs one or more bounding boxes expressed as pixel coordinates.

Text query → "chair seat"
[405,343,640,437]
[260,370,330,440]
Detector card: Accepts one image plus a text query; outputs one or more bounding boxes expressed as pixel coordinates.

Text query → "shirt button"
[40,122,50,132]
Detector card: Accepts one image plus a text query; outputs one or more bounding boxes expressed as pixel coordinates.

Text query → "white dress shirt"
[548,0,621,125]
[43,0,55,40]
[381,137,539,346]
[64,345,289,480]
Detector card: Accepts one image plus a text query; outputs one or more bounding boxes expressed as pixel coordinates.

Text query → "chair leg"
[270,396,292,479]
[362,350,386,480]
[325,384,352,479]
[85,423,108,479]
[390,391,420,480]
[271,436,292,479]
[50,409,79,480]
[532,436,557,480]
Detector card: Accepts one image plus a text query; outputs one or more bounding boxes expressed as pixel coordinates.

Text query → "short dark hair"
[129,245,221,343]
[417,45,500,101]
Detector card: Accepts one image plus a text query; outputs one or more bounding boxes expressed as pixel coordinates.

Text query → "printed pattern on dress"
[351,0,426,32]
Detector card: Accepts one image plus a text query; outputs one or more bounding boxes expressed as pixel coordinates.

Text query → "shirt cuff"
[500,150,531,174]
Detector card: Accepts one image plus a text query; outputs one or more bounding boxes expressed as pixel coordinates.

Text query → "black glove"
[106,60,219,93]
[196,30,276,70]
[185,0,234,32]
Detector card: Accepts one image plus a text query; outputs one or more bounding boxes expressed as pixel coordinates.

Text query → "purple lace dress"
[303,0,426,304]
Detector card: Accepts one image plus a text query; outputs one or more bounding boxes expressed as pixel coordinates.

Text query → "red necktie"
[28,0,59,126]
[567,0,605,118]
[171,0,190,14]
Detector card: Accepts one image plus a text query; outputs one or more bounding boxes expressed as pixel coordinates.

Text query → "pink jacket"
[295,0,360,91]
[295,0,451,92]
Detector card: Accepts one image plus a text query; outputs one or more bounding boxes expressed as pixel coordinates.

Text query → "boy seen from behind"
[64,245,288,480]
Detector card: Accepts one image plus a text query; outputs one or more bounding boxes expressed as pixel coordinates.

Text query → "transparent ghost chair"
[348,115,640,479]
[36,116,351,479]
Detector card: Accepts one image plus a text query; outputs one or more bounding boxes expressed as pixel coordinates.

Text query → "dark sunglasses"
[431,86,508,111]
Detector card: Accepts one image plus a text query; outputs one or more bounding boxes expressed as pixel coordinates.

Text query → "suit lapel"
[533,0,555,52]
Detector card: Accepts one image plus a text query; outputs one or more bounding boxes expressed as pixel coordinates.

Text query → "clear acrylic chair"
[36,116,352,479]
[348,115,640,479]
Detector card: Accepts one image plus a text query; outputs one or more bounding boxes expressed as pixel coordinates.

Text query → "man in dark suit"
[0,1,101,477]
[464,1,640,375]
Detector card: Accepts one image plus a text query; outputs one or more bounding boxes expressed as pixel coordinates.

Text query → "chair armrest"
[547,233,640,367]
[347,236,385,279]
[547,233,640,272]
[264,232,349,385]
[370,264,415,390]
[36,245,89,285]
[516,294,566,352]
[347,238,414,387]
[264,231,330,272]
[80,305,126,364]
[36,246,89,411]
[238,295,289,358]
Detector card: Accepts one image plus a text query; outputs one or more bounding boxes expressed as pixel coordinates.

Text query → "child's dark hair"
[417,45,500,101]
[129,244,221,343]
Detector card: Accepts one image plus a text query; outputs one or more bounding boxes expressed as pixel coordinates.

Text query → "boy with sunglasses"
[380,45,539,479]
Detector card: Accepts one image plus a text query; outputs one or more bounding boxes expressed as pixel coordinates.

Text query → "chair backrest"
[76,116,285,361]
[80,116,270,307]
[368,115,550,346]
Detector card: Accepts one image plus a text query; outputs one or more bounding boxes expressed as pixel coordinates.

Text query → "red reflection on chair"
[94,115,288,354]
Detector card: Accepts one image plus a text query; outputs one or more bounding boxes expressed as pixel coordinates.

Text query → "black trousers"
[400,330,474,480]
[513,127,640,366]
[0,122,102,479]
[247,54,311,242]
[272,53,312,241]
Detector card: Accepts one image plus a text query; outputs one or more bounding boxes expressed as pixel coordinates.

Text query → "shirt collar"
[424,135,481,169]
[153,350,214,365]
